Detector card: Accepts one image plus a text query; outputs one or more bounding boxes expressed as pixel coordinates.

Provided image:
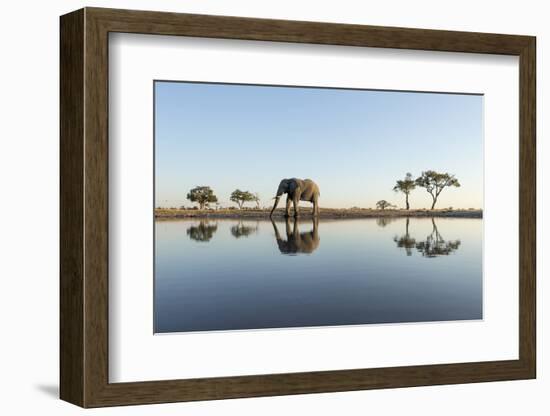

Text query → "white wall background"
[0,0,545,414]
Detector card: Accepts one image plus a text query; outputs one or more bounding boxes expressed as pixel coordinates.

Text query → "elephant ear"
[288,180,300,193]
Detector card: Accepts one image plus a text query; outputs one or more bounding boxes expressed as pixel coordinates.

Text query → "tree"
[415,171,460,210]
[230,189,256,209]
[186,186,218,210]
[253,192,261,209]
[376,200,395,210]
[393,172,416,210]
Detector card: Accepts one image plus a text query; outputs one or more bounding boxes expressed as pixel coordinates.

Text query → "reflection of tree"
[376,217,395,228]
[186,220,218,242]
[394,217,461,257]
[230,221,259,239]
[393,217,416,256]
[415,218,461,257]
[271,217,320,255]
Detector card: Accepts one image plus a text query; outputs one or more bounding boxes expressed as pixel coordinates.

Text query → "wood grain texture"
[59,8,84,407]
[59,7,537,408]
[518,38,536,375]
[83,10,110,406]
[88,7,532,54]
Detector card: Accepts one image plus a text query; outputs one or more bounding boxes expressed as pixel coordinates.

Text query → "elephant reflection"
[271,217,320,255]
[415,218,460,257]
[394,217,460,257]
[230,221,259,239]
[186,220,218,242]
[393,217,416,256]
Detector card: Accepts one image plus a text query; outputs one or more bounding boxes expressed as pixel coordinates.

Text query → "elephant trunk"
[270,196,281,217]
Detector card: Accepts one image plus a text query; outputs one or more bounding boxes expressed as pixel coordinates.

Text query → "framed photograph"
[60,7,536,407]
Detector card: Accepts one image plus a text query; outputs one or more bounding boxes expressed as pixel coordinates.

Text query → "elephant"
[271,217,320,255]
[269,178,320,218]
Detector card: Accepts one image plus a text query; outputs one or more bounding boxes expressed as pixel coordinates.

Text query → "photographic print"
[154,81,483,334]
[60,10,535,406]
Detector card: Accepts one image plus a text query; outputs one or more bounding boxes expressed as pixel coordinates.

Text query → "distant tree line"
[185,186,261,210]
[177,170,460,211]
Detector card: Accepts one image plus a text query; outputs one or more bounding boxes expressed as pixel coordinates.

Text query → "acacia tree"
[415,170,460,210]
[376,200,395,210]
[186,186,218,210]
[393,172,416,210]
[230,189,256,209]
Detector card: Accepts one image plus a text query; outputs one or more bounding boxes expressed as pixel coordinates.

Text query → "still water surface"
[154,217,482,333]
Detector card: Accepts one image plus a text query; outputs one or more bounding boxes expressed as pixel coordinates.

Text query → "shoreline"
[155,208,483,220]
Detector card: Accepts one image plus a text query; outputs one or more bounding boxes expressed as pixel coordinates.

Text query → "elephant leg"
[285,216,292,237]
[312,216,319,239]
[293,197,300,217]
[312,198,319,217]
[285,196,291,217]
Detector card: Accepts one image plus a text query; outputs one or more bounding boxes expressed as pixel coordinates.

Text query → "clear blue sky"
[155,81,483,209]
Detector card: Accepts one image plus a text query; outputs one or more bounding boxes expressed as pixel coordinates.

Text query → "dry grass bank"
[155,207,482,219]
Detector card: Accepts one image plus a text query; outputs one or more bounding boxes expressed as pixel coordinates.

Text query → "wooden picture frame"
[60,7,536,408]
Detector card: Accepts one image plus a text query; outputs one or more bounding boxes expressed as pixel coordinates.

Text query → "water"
[154,217,482,333]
